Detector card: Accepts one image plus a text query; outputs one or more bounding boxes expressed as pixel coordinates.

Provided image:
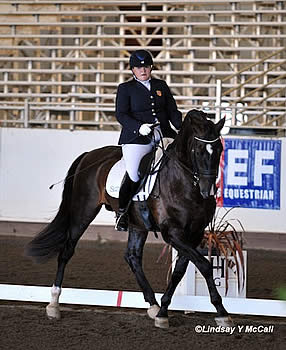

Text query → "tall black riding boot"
[115,174,140,231]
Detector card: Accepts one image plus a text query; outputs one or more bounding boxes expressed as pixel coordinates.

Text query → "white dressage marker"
[0,284,285,318]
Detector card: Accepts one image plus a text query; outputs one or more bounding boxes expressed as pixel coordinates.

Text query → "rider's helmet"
[129,50,153,68]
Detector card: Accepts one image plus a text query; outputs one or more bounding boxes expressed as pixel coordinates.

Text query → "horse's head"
[175,109,225,199]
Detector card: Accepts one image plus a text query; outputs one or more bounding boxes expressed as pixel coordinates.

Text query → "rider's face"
[132,66,152,81]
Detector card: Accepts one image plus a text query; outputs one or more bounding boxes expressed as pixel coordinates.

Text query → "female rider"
[115,49,182,231]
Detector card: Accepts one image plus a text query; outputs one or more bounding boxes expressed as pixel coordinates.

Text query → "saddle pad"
[106,138,173,201]
[105,158,159,201]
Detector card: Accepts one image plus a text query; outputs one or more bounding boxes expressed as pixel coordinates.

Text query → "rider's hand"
[139,123,153,136]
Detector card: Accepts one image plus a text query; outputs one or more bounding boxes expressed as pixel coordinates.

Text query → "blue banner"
[222,138,281,209]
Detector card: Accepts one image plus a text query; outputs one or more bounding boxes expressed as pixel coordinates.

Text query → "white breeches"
[122,127,162,182]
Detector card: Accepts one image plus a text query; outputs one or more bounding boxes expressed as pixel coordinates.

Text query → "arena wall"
[0,127,118,225]
[0,127,285,234]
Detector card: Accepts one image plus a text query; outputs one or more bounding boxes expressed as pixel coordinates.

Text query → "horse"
[26,109,231,329]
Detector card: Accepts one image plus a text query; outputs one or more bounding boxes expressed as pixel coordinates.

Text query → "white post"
[215,79,222,123]
[24,99,29,128]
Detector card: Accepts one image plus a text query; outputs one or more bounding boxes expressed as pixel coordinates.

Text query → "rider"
[115,49,182,231]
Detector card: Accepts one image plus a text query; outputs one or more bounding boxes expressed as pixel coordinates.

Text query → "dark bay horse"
[26,109,231,329]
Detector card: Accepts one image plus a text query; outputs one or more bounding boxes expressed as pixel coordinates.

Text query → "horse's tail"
[25,152,88,263]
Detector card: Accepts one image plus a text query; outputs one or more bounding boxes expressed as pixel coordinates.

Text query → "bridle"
[190,136,221,184]
[152,131,222,187]
[194,136,220,143]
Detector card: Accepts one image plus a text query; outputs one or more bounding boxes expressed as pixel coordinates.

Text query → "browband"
[194,136,220,143]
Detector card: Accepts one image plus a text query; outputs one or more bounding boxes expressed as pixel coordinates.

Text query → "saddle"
[106,138,173,231]
[106,138,173,201]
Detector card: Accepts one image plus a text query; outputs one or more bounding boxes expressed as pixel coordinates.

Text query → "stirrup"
[115,210,128,231]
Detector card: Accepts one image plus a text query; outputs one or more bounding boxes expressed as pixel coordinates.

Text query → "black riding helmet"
[129,50,153,68]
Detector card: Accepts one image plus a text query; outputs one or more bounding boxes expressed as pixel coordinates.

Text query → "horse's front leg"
[170,235,232,326]
[155,227,231,329]
[124,227,160,319]
[155,254,189,329]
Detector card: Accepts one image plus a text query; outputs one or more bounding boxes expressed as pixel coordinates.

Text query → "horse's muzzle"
[199,176,216,199]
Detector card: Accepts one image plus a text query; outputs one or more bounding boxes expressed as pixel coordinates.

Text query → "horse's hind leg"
[124,227,160,319]
[46,204,102,320]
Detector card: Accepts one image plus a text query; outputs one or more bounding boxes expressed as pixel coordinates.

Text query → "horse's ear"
[215,117,225,134]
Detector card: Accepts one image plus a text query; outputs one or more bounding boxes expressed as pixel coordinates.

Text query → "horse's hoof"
[215,316,233,327]
[155,316,169,329]
[46,304,61,320]
[147,305,160,320]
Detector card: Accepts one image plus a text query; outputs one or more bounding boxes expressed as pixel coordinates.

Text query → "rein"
[151,132,221,186]
[147,129,199,184]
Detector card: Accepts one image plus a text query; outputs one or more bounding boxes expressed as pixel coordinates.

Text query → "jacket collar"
[133,77,153,92]
[133,76,151,91]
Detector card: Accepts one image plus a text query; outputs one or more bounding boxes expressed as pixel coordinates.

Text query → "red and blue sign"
[217,138,281,210]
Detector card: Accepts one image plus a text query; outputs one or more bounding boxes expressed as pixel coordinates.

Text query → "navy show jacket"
[115,78,182,144]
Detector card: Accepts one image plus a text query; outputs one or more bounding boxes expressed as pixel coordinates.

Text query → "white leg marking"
[147,305,160,320]
[215,316,233,327]
[46,285,62,320]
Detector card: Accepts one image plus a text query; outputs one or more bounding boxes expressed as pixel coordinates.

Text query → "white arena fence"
[0,284,285,318]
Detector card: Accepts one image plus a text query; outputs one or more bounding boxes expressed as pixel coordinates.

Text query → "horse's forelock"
[176,109,220,154]
[184,110,209,137]
[185,110,221,140]
[178,109,208,143]
[185,109,208,123]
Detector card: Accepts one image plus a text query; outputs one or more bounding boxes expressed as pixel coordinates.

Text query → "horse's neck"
[159,149,194,187]
[166,147,194,176]
[155,153,196,207]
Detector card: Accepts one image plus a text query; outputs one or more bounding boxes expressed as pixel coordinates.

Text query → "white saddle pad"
[106,138,173,201]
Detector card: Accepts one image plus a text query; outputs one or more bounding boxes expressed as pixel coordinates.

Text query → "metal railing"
[219,47,286,129]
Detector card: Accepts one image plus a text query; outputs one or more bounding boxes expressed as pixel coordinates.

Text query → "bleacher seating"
[0,0,285,132]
